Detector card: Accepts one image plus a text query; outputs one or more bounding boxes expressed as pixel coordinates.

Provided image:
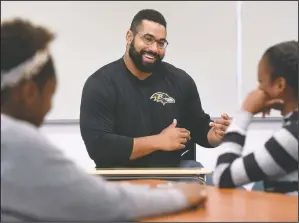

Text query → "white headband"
[1,49,50,90]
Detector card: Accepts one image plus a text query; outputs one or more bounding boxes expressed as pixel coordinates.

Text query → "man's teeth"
[144,54,155,59]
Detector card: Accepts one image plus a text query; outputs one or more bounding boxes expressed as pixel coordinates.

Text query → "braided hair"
[263,40,298,99]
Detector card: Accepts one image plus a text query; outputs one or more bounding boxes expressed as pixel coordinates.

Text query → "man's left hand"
[209,113,231,138]
[207,113,231,146]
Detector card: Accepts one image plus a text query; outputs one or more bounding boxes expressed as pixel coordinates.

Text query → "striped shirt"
[213,110,298,195]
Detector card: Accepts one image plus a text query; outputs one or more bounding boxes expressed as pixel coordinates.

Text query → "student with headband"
[1,19,207,222]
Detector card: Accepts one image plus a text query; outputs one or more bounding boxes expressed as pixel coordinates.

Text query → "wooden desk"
[126,180,298,222]
[89,168,212,183]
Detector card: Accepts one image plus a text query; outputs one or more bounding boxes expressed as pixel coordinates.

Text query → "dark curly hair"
[1,18,55,104]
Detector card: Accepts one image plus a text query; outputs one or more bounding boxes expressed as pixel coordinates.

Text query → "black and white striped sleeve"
[212,111,298,188]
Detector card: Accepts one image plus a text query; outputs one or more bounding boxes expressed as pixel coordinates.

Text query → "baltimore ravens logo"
[150,92,175,106]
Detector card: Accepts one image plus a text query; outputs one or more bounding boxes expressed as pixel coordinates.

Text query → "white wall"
[40,120,282,189]
[1,1,239,119]
[241,1,298,102]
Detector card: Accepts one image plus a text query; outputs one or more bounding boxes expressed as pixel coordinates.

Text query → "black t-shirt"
[80,58,213,168]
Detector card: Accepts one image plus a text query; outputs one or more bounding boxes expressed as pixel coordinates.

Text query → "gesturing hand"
[209,113,232,138]
[156,119,191,151]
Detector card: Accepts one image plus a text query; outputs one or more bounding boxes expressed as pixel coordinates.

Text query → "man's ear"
[126,30,134,44]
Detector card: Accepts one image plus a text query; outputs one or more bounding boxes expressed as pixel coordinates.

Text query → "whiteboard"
[2,1,238,120]
[241,1,298,117]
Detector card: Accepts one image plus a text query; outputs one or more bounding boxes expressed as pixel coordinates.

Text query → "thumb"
[221,113,230,120]
[170,119,177,128]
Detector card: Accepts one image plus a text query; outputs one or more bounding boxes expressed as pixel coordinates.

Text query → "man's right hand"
[155,119,191,151]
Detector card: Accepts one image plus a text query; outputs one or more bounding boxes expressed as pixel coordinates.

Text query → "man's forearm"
[130,135,160,160]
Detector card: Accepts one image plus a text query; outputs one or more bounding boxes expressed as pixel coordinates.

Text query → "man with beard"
[1,18,207,221]
[80,9,231,181]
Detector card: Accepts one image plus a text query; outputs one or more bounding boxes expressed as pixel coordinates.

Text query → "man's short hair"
[130,9,167,33]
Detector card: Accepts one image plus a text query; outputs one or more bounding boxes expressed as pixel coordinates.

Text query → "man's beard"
[128,40,164,73]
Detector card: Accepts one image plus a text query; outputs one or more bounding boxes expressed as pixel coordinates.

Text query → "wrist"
[233,110,253,131]
[240,105,254,114]
[148,134,162,151]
